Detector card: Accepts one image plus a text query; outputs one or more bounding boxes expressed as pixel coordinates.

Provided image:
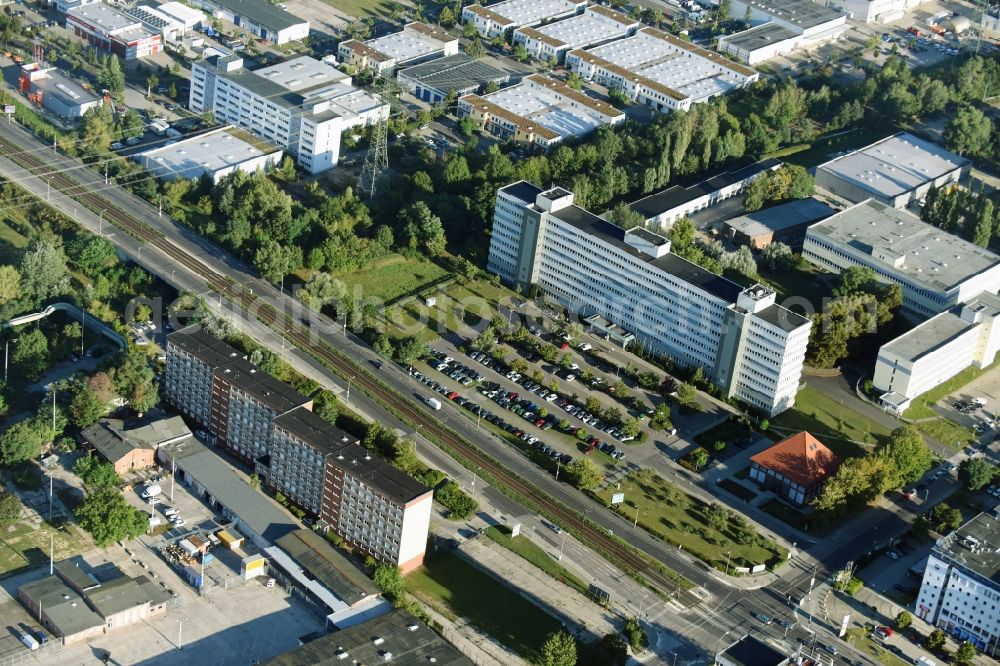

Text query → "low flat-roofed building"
[189,0,309,44]
[157,435,299,548]
[717,22,802,64]
[566,27,757,113]
[457,73,623,147]
[338,22,458,74]
[722,197,837,250]
[136,126,283,182]
[874,292,1000,414]
[66,3,162,59]
[815,133,970,209]
[262,609,474,666]
[916,511,1000,654]
[157,1,206,29]
[266,529,390,627]
[628,158,781,229]
[730,0,846,39]
[123,5,185,41]
[18,577,105,645]
[397,53,510,104]
[513,5,639,63]
[18,63,102,118]
[803,200,1000,318]
[840,0,930,23]
[717,633,790,666]
[462,0,586,39]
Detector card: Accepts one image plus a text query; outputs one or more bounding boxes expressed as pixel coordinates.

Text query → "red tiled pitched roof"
[750,431,839,489]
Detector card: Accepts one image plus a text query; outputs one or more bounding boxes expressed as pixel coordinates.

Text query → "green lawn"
[483,526,588,595]
[781,126,889,169]
[916,418,975,451]
[773,385,890,458]
[317,0,399,18]
[407,547,563,661]
[0,521,90,577]
[844,628,911,666]
[758,262,835,314]
[334,253,450,303]
[904,360,1000,419]
[595,470,787,570]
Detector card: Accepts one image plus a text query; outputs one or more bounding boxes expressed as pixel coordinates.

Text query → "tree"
[954,641,977,665]
[435,481,478,519]
[608,202,645,229]
[438,5,455,26]
[894,610,912,629]
[0,491,21,527]
[403,202,447,256]
[249,472,261,491]
[395,337,427,365]
[567,457,603,489]
[690,447,710,471]
[669,218,695,252]
[371,563,406,602]
[465,38,485,59]
[539,631,577,666]
[458,115,478,137]
[875,425,933,488]
[253,240,298,283]
[313,390,340,424]
[121,109,145,139]
[760,242,795,272]
[98,54,125,100]
[146,74,158,96]
[651,403,673,431]
[0,265,21,305]
[13,328,48,379]
[19,241,69,303]
[925,628,946,651]
[70,378,110,428]
[513,44,530,63]
[960,458,995,491]
[705,501,729,530]
[0,420,47,466]
[944,106,992,157]
[675,382,699,409]
[566,72,584,90]
[75,485,147,547]
[579,633,628,666]
[111,349,158,413]
[74,455,121,488]
[620,417,641,439]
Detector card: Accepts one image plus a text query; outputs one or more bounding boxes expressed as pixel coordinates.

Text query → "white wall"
[397,493,432,572]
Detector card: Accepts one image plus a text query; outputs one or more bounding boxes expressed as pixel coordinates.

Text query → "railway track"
[0,132,702,606]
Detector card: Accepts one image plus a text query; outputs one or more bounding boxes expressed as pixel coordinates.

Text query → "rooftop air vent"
[372,637,385,646]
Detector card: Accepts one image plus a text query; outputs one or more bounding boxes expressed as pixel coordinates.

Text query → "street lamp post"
[346,375,357,402]
[637,592,650,618]
[471,465,482,499]
[713,630,732,663]
[99,208,106,236]
[725,550,732,576]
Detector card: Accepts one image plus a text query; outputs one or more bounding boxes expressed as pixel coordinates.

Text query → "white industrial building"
[565,27,758,113]
[874,293,1000,414]
[66,3,162,60]
[338,22,458,74]
[837,0,931,23]
[18,63,103,118]
[189,0,308,44]
[802,200,1000,318]
[397,53,510,105]
[189,53,389,174]
[157,2,206,30]
[457,73,623,147]
[512,5,639,63]
[915,512,1000,657]
[122,5,189,42]
[815,133,970,209]
[628,159,781,229]
[718,0,847,63]
[461,0,586,39]
[488,182,811,415]
[135,127,283,182]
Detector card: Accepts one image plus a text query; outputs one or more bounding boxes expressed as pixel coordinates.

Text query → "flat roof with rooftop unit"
[513,5,640,62]
[462,0,586,37]
[339,22,457,73]
[136,126,283,182]
[815,132,970,209]
[397,53,510,103]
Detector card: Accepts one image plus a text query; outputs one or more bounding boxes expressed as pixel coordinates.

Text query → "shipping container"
[183,565,203,588]
[202,552,215,564]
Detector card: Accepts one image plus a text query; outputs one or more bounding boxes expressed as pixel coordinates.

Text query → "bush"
[435,481,478,519]
[622,617,647,651]
[834,575,864,596]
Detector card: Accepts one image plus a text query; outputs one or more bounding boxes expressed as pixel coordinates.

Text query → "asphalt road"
[0,117,951,663]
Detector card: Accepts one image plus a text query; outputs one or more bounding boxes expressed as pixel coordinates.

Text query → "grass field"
[781,127,889,169]
[407,547,563,661]
[483,526,588,595]
[0,521,90,576]
[772,385,890,458]
[596,470,787,570]
[844,628,911,666]
[916,418,975,451]
[334,253,450,304]
[317,0,398,18]
[758,262,835,314]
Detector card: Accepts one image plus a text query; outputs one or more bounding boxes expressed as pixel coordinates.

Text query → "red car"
[447,392,460,400]
[560,342,570,350]
[534,418,546,427]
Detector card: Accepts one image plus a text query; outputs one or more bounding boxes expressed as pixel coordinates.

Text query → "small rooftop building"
[458,73,623,148]
[874,292,1000,414]
[136,126,283,182]
[628,159,782,229]
[18,63,102,118]
[749,432,839,506]
[815,133,970,209]
[338,22,459,74]
[722,197,837,250]
[262,609,474,666]
[802,200,1000,318]
[461,0,586,39]
[566,27,758,113]
[512,5,640,64]
[397,53,510,105]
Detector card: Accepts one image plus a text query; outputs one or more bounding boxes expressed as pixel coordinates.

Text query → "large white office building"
[874,293,1000,414]
[512,5,639,64]
[338,22,458,75]
[565,27,758,113]
[189,0,308,44]
[189,52,388,174]
[915,512,1000,657]
[838,0,931,23]
[815,133,970,209]
[489,182,811,415]
[135,127,283,183]
[802,200,1000,318]
[462,0,586,39]
[718,0,847,63]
